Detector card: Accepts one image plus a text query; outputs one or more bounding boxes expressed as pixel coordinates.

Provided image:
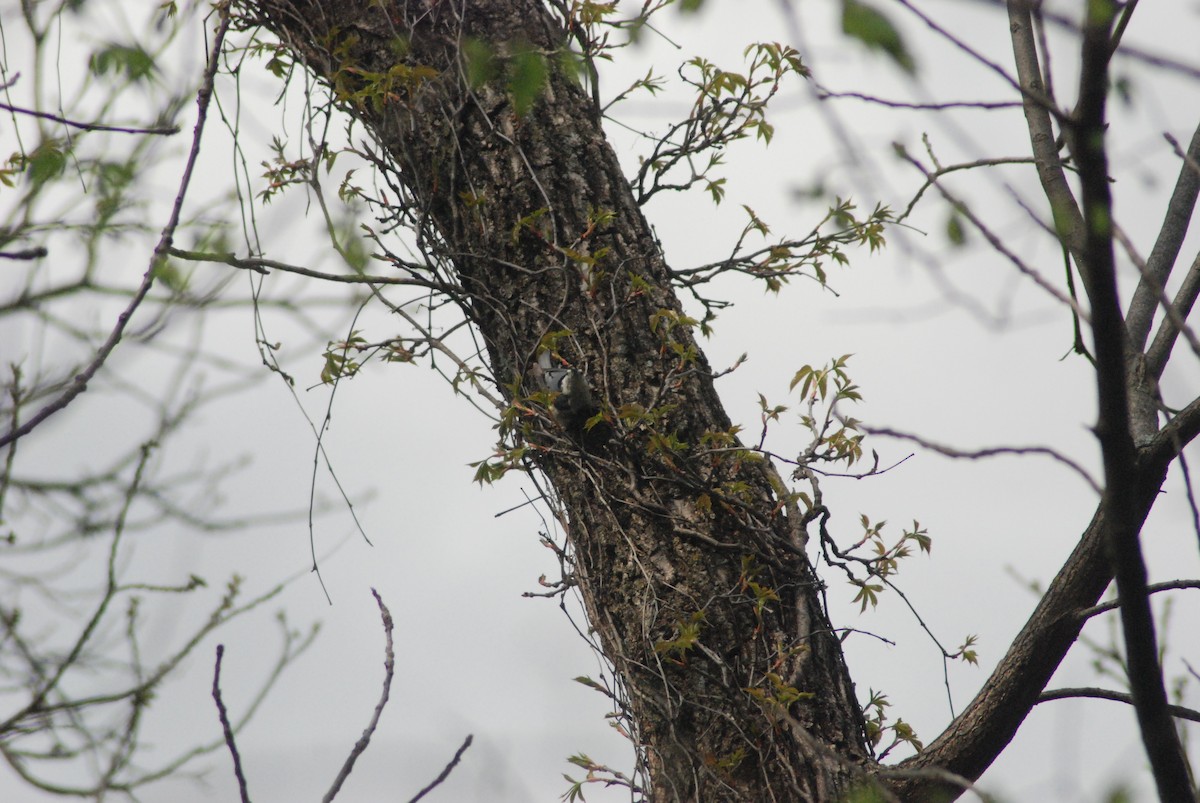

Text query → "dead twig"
[212,645,252,803]
[321,588,396,803]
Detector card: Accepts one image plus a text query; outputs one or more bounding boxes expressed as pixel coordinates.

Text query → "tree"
[2,0,1198,801]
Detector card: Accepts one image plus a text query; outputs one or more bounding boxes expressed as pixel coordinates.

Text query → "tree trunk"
[243,0,873,799]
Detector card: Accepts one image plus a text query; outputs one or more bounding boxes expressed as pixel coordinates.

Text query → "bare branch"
[0,247,48,260]
[1127,122,1200,351]
[212,645,253,803]
[890,345,1200,797]
[1038,687,1200,724]
[1112,227,1200,366]
[862,426,1101,494]
[893,152,1035,224]
[893,505,1120,797]
[1074,2,1192,796]
[895,146,1088,318]
[894,0,1031,103]
[168,246,447,291]
[1147,251,1200,382]
[979,0,1200,80]
[814,89,1018,112]
[1078,579,1200,620]
[0,101,180,135]
[1145,394,1200,478]
[1005,0,1087,270]
[407,734,475,803]
[321,588,396,803]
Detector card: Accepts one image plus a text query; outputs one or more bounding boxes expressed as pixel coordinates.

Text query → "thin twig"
[1126,124,1200,352]
[978,0,1200,80]
[895,146,1089,320]
[863,426,1101,494]
[1038,687,1200,723]
[408,735,475,803]
[1077,579,1200,619]
[212,645,252,803]
[815,89,1018,111]
[0,101,180,135]
[168,246,445,289]
[0,247,48,260]
[878,766,997,803]
[321,588,396,803]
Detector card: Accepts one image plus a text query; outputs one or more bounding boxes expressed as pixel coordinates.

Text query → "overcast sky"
[3,1,1199,801]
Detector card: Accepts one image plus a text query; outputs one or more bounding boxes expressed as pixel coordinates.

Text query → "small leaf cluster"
[470,445,529,486]
[703,746,747,777]
[653,611,706,663]
[633,42,808,204]
[89,42,157,83]
[745,671,815,711]
[844,518,931,612]
[329,35,438,114]
[319,331,368,384]
[561,752,639,803]
[258,137,329,204]
[649,307,701,365]
[687,42,807,147]
[791,354,865,467]
[462,38,571,118]
[861,690,924,759]
[738,556,781,634]
[791,354,860,405]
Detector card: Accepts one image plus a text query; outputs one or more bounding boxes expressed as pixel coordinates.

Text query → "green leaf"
[509,46,547,117]
[573,675,606,692]
[946,211,967,246]
[26,141,66,186]
[841,0,916,75]
[706,177,726,205]
[89,43,157,82]
[463,38,497,88]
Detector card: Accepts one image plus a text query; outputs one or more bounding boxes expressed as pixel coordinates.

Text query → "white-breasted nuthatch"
[533,352,606,442]
[552,368,595,431]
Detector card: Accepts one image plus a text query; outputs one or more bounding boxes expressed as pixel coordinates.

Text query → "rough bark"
[240,1,873,799]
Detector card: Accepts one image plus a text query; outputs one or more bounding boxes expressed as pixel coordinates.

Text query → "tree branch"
[212,645,253,803]
[889,5,1197,798]
[863,425,1101,494]
[1075,2,1192,797]
[892,503,1115,798]
[321,589,395,803]
[1038,687,1200,724]
[895,146,1088,318]
[0,101,180,135]
[1127,121,1200,351]
[1144,394,1200,473]
[0,8,231,450]
[1078,579,1200,620]
[407,735,474,803]
[0,247,48,260]
[1006,0,1087,271]
[168,246,448,290]
[1147,247,1200,380]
